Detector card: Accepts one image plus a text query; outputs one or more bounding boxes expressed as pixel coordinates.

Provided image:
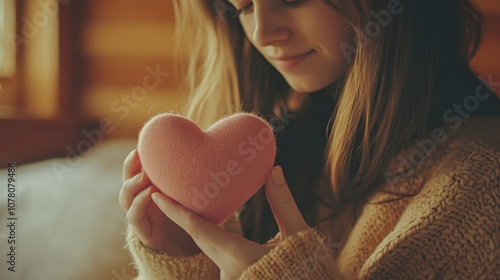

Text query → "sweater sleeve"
[126,213,243,280]
[239,228,344,279]
[126,226,219,280]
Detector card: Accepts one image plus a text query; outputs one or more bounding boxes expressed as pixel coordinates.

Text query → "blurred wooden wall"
[80,0,184,139]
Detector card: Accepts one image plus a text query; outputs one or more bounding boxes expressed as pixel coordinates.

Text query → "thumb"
[265,166,308,237]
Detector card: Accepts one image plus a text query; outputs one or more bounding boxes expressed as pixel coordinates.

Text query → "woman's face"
[228,0,355,93]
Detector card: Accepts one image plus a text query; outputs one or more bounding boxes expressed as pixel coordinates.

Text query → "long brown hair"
[172,0,499,243]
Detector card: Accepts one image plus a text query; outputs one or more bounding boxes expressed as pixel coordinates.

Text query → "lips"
[273,50,314,61]
[272,50,314,70]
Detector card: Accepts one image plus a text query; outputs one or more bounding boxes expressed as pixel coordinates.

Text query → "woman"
[120,0,500,278]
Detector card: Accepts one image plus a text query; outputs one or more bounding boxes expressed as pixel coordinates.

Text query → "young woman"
[120,0,500,278]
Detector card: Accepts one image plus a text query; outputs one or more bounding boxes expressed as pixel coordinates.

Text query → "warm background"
[0,0,499,165]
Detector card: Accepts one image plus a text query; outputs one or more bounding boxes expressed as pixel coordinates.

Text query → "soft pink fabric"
[138,113,276,224]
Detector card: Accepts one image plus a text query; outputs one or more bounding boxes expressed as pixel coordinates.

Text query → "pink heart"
[138,113,276,224]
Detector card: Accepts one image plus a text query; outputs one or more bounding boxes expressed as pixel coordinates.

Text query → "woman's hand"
[151,165,309,280]
[119,149,201,256]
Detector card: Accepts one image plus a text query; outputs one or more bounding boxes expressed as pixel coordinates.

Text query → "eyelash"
[229,0,309,18]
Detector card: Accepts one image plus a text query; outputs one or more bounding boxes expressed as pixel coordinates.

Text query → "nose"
[252,2,290,47]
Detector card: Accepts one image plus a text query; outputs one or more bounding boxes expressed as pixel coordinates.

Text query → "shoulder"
[424,115,500,190]
[439,115,500,153]
[411,115,500,236]
[402,116,500,216]
[383,116,500,193]
[407,116,500,222]
[361,116,500,278]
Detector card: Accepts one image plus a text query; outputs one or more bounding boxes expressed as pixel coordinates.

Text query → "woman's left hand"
[151,165,309,280]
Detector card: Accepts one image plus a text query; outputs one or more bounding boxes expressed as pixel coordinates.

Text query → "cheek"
[310,19,354,80]
[240,19,255,44]
[319,31,353,79]
[310,14,354,62]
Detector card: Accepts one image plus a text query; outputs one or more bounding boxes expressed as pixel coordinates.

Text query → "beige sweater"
[126,116,500,279]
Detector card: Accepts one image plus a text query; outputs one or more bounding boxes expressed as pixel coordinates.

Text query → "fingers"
[122,149,141,182]
[151,192,215,241]
[119,171,151,211]
[265,166,308,237]
[126,186,155,241]
[151,192,265,260]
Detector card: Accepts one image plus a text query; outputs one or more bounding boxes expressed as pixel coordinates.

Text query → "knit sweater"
[126,116,500,279]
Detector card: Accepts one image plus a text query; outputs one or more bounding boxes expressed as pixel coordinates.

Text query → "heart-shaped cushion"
[138,113,276,224]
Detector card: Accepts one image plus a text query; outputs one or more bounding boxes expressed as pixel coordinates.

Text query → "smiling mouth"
[273,50,314,61]
[272,50,314,70]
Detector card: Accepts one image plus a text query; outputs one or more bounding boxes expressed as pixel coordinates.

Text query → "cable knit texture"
[126,116,500,279]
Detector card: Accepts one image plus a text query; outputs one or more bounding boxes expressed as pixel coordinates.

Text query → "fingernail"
[151,193,159,204]
[271,167,285,186]
[134,172,143,181]
[141,186,151,196]
[127,149,136,160]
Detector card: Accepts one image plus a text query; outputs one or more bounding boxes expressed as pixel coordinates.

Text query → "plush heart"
[138,113,276,224]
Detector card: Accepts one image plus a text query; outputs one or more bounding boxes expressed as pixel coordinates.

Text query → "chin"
[287,78,338,94]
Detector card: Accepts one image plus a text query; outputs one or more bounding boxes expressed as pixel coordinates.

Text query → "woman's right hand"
[119,149,201,256]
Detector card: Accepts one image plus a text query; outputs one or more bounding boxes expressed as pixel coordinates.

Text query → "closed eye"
[227,0,310,18]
